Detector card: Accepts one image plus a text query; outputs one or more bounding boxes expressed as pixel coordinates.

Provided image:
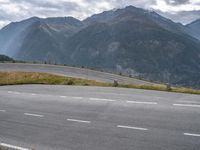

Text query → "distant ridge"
[186,19,200,40]
[0,54,13,61]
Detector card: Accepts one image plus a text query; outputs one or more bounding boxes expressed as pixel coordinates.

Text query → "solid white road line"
[117,125,148,131]
[173,104,200,108]
[184,133,200,137]
[89,98,116,102]
[0,110,6,112]
[126,101,157,105]
[24,113,44,118]
[67,118,91,124]
[0,143,30,150]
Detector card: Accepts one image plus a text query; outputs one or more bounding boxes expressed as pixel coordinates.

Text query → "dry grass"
[0,72,110,87]
[0,71,199,95]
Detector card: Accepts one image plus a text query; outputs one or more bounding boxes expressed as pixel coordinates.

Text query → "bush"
[166,83,172,91]
[67,79,74,85]
[113,80,118,87]
[84,83,89,86]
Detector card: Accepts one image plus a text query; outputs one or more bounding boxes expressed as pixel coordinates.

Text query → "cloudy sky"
[0,0,200,28]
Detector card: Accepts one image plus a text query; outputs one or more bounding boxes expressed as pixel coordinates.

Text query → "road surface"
[0,85,200,150]
[0,63,152,85]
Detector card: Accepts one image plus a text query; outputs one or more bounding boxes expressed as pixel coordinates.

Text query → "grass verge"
[0,72,110,87]
[0,71,199,95]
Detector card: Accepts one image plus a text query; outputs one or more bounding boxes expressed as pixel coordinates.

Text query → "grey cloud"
[109,0,156,9]
[165,0,190,5]
[0,0,81,23]
[10,0,80,11]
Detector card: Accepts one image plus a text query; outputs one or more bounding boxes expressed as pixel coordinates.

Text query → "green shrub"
[67,79,74,85]
[166,84,172,91]
[113,80,118,87]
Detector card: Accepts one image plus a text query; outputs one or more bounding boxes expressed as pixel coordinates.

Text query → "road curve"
[0,63,153,85]
[0,85,200,150]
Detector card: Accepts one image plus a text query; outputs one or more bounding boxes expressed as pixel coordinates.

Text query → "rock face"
[0,6,200,88]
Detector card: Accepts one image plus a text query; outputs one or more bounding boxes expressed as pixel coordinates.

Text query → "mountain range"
[0,55,13,61]
[0,6,200,88]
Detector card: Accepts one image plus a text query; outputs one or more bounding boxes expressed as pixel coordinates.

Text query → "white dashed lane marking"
[67,118,91,124]
[184,133,200,137]
[72,97,83,100]
[60,96,67,98]
[89,98,116,102]
[177,100,200,104]
[173,104,200,108]
[8,91,21,95]
[126,101,157,105]
[117,125,148,131]
[24,113,44,118]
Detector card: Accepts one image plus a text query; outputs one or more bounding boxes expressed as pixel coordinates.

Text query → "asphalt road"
[0,63,152,85]
[0,85,200,150]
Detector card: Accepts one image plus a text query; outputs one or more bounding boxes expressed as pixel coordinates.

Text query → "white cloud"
[151,0,200,12]
[0,20,9,28]
[0,0,199,28]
